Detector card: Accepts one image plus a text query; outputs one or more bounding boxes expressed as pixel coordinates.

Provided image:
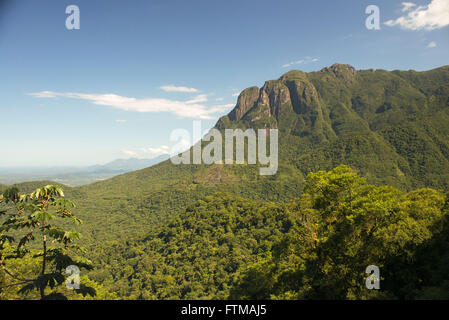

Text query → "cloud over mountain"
[29,91,233,120]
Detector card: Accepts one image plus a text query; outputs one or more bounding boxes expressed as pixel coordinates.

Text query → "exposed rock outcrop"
[228,86,259,121]
[320,63,357,83]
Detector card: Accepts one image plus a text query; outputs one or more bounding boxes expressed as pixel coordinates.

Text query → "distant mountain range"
[82,157,170,174]
[0,155,169,186]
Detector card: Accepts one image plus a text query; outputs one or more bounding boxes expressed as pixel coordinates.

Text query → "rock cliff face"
[217,63,449,190]
[228,64,355,126]
[228,86,259,121]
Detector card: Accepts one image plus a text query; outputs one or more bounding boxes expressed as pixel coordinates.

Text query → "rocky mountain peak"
[228,86,260,121]
[320,63,357,82]
[278,70,308,82]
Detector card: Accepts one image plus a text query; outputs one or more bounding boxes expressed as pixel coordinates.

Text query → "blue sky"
[1,0,448,166]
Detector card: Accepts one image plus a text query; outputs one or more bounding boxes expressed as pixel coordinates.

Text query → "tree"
[0,185,96,299]
[231,165,449,300]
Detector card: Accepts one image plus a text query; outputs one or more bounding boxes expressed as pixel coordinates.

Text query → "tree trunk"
[40,229,47,299]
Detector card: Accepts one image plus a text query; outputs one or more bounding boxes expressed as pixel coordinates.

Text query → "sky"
[0,0,448,167]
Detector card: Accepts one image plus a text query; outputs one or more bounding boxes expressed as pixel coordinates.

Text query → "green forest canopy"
[3,165,448,299]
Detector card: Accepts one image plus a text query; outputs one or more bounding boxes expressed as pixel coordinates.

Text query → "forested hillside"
[63,64,449,245]
[2,64,449,299]
[64,166,449,299]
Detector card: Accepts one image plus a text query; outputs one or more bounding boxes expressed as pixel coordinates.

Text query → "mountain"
[79,60,449,298]
[0,155,168,186]
[56,63,449,246]
[3,64,449,300]
[217,63,449,189]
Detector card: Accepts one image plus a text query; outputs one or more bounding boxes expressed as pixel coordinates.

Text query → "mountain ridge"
[216,63,449,189]
[43,63,448,247]
[4,64,449,246]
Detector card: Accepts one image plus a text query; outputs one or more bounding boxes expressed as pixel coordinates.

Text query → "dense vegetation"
[0,185,116,299]
[1,64,449,299]
[232,166,449,299]
[2,169,449,299]
[71,166,448,300]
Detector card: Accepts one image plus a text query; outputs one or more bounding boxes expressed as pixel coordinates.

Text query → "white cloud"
[115,119,127,123]
[123,140,194,160]
[282,60,303,68]
[205,104,235,113]
[216,97,224,101]
[122,150,138,157]
[401,2,417,12]
[140,145,171,157]
[385,0,449,30]
[30,91,58,98]
[186,94,208,104]
[427,41,437,48]
[141,139,192,158]
[28,91,228,120]
[282,57,319,68]
[232,92,240,97]
[160,85,198,93]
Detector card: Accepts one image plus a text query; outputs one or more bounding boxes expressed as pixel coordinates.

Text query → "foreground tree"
[0,185,96,299]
